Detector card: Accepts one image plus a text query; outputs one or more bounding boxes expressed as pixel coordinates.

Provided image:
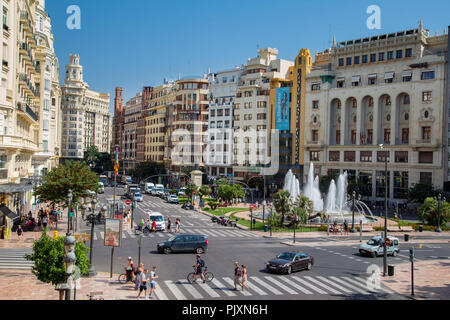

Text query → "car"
[359,236,400,258]
[178,187,186,196]
[168,195,179,204]
[157,234,208,254]
[133,192,143,202]
[265,252,314,275]
[147,212,166,231]
[98,182,105,194]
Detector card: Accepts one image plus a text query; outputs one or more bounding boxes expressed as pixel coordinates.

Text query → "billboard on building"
[276,87,290,131]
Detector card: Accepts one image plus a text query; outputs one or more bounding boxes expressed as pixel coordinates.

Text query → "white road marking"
[249,276,283,295]
[178,279,204,299]
[210,278,237,297]
[222,277,251,296]
[164,280,187,300]
[291,276,327,294]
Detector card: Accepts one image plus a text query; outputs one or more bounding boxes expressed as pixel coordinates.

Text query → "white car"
[147,212,166,231]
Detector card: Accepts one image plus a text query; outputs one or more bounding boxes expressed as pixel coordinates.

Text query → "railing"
[416,139,431,144]
[3,24,9,32]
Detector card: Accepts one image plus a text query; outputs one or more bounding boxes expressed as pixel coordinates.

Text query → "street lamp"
[64,233,76,300]
[379,144,388,277]
[347,191,361,233]
[67,189,73,235]
[81,193,107,277]
[435,193,446,233]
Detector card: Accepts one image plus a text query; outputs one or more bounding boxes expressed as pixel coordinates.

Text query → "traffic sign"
[125,200,131,206]
[250,204,255,209]
[385,238,391,246]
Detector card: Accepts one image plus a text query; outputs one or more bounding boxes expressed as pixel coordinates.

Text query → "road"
[69,186,450,300]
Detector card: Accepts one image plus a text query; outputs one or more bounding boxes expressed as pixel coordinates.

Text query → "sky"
[46,0,450,115]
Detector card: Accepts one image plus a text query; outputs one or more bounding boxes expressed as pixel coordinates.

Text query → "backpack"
[199,259,205,268]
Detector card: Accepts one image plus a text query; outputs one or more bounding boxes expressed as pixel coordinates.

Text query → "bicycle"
[87,292,104,300]
[118,269,137,284]
[187,265,214,284]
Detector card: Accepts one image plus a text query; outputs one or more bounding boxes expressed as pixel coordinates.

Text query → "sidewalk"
[381,259,450,300]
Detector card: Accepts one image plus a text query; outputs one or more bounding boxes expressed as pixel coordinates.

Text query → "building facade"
[207,67,243,179]
[122,92,142,172]
[304,23,448,205]
[61,54,111,161]
[112,87,124,163]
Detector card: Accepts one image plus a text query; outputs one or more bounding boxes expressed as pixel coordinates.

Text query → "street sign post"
[410,247,415,296]
[385,238,392,247]
[125,200,131,206]
[137,234,142,266]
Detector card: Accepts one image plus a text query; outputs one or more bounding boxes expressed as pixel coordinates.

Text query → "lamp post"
[435,193,446,233]
[347,191,361,233]
[379,144,388,277]
[67,189,73,235]
[64,233,76,300]
[270,206,273,237]
[81,193,107,277]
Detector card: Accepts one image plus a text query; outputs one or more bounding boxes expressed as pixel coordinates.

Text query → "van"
[122,176,132,185]
[155,184,164,197]
[157,234,208,254]
[125,184,140,198]
[145,183,155,194]
[146,212,166,231]
[359,236,400,258]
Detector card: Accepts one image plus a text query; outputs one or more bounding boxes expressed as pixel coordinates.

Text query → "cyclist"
[125,257,135,282]
[193,254,206,283]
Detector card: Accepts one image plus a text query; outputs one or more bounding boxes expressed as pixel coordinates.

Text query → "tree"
[25,233,90,297]
[408,183,441,204]
[231,184,245,201]
[293,207,308,225]
[84,145,100,168]
[273,190,293,227]
[417,197,450,227]
[218,184,234,203]
[129,161,166,182]
[198,186,212,202]
[295,195,314,217]
[35,161,99,208]
[185,183,198,200]
[207,200,218,210]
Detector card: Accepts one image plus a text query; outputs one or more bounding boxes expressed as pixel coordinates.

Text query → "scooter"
[181,203,194,210]
[134,225,151,235]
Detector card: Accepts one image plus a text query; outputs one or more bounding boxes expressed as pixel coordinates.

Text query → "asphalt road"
[76,187,450,301]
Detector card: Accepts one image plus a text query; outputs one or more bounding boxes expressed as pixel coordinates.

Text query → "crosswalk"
[147,274,396,300]
[90,228,260,241]
[0,249,34,270]
[137,201,183,212]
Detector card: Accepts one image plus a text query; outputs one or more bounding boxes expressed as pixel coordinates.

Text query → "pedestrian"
[343,220,348,235]
[149,266,158,299]
[241,265,249,292]
[167,218,172,233]
[152,219,157,233]
[42,214,48,232]
[233,262,241,290]
[28,211,32,219]
[135,263,144,290]
[137,269,149,300]
[175,218,180,233]
[17,225,23,239]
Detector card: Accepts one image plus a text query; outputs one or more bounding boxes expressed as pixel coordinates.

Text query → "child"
[17,225,23,239]
[137,269,149,300]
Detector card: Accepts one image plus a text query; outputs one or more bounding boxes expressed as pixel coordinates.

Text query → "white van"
[145,183,155,194]
[155,184,164,197]
[146,212,166,231]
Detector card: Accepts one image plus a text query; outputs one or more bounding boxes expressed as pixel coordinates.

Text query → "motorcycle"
[181,203,194,210]
[134,225,152,235]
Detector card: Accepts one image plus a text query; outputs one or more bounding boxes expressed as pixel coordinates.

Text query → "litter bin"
[264,225,268,232]
[53,230,58,240]
[404,234,410,242]
[419,225,423,232]
[388,264,395,276]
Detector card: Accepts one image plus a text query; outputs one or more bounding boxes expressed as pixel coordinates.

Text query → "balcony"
[17,102,39,123]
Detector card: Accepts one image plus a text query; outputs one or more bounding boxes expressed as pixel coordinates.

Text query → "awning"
[384,72,395,80]
[352,76,361,82]
[0,183,33,193]
[402,70,413,77]
[368,74,377,79]
[0,205,20,223]
[336,77,345,82]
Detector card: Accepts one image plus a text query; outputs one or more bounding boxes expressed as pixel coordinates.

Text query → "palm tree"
[273,190,293,227]
[85,145,100,168]
[295,195,314,217]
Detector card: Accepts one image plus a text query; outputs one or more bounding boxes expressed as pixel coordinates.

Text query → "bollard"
[53,230,58,240]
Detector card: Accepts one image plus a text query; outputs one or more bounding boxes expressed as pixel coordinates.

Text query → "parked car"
[147,212,166,231]
[157,234,208,254]
[133,191,143,202]
[359,236,400,258]
[168,195,179,204]
[265,252,314,275]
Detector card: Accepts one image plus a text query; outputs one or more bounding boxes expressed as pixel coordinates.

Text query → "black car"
[157,234,208,254]
[266,252,314,275]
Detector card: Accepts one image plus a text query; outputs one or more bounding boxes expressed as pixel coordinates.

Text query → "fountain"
[282,164,376,224]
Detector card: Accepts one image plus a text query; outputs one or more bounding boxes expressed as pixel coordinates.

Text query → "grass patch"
[387,219,450,231]
[229,212,320,232]
[203,207,248,217]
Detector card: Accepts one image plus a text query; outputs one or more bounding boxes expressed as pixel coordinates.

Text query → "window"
[257,113,266,120]
[344,151,355,162]
[346,57,352,66]
[225,109,230,116]
[235,103,240,110]
[396,50,403,59]
[310,152,320,161]
[421,71,435,80]
[379,52,385,61]
[367,129,373,144]
[257,101,266,108]
[312,100,319,110]
[368,75,376,85]
[210,110,215,117]
[395,151,408,163]
[335,130,341,144]
[337,80,345,88]
[419,151,433,164]
[376,171,390,198]
[217,109,223,117]
[338,58,344,67]
[354,56,360,64]
[43,120,49,131]
[393,172,408,199]
[405,48,412,57]
[370,54,376,62]
[362,55,368,64]
[384,129,391,144]
[422,91,432,102]
[42,140,48,152]
[312,130,318,142]
[351,76,360,87]
[360,151,372,162]
[402,128,409,144]
[359,171,373,197]
[244,114,252,120]
[422,127,431,141]
[377,151,390,163]
[234,115,240,121]
[384,72,394,83]
[311,83,321,91]
[387,51,394,60]
[329,151,340,162]
[420,172,432,185]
